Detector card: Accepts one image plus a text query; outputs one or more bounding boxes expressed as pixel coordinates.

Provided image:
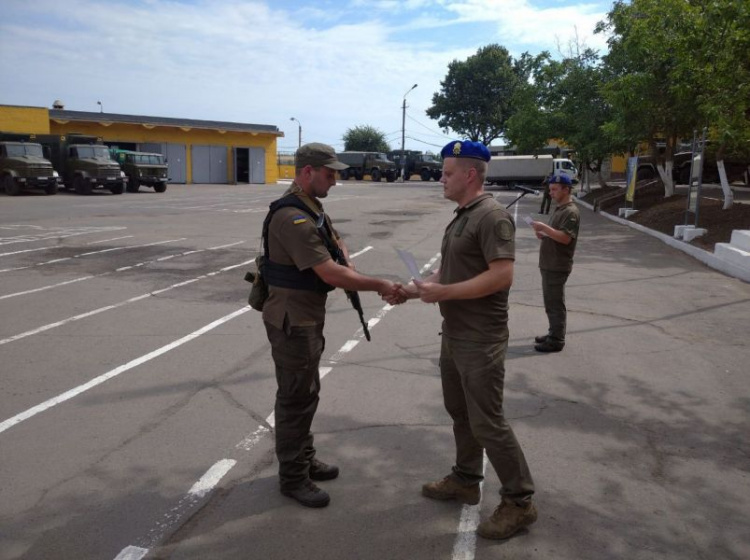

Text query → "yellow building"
[0,104,283,184]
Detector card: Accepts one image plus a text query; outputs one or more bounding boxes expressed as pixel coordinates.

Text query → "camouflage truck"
[111,149,169,193]
[0,134,61,195]
[40,134,127,195]
[336,151,398,182]
[388,150,442,181]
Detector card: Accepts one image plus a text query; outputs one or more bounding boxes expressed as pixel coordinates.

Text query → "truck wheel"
[45,182,58,195]
[386,172,396,183]
[3,175,21,196]
[154,182,167,193]
[127,177,140,193]
[420,169,431,182]
[339,169,349,181]
[432,170,442,181]
[371,169,381,182]
[73,176,92,195]
[110,183,124,195]
[354,170,363,181]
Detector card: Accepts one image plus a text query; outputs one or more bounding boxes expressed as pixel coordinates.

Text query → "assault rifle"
[315,214,372,341]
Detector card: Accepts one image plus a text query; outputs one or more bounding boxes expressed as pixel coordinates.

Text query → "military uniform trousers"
[440,334,535,503]
[541,269,570,344]
[264,321,325,491]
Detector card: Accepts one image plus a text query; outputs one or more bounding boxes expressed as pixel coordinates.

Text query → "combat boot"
[281,479,330,508]
[477,499,537,539]
[534,340,564,352]
[421,476,480,505]
[534,335,548,343]
[309,458,339,481]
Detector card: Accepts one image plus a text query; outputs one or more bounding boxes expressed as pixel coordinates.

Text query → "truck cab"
[111,149,169,193]
[0,139,60,195]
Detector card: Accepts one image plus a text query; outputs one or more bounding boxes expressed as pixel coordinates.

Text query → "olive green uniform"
[538,200,580,345]
[438,193,535,504]
[262,183,338,491]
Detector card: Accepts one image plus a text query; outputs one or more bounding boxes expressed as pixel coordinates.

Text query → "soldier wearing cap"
[390,140,537,540]
[530,173,580,352]
[262,142,399,508]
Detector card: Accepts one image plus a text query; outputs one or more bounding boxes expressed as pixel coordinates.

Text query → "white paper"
[396,249,422,280]
[523,215,534,226]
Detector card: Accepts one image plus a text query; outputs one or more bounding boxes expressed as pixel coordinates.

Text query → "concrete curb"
[574,197,750,283]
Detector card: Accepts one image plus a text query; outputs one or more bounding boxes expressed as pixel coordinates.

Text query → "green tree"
[342,125,390,152]
[427,45,532,145]
[597,0,704,196]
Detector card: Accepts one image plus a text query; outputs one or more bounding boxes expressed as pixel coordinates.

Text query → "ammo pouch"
[244,255,269,311]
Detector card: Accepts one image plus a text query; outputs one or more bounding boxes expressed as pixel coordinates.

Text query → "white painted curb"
[574,198,750,283]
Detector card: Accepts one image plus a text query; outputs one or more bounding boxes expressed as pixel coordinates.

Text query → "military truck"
[388,150,442,181]
[486,155,578,188]
[336,151,398,182]
[111,149,169,193]
[40,134,127,195]
[0,134,61,195]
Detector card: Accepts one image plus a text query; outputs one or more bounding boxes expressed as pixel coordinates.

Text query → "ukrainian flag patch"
[292,214,307,225]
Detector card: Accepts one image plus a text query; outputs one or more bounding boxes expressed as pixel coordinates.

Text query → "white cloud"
[0,0,611,151]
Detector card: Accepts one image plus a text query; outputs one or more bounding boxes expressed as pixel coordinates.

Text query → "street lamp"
[399,84,418,181]
[97,100,103,113]
[290,117,302,148]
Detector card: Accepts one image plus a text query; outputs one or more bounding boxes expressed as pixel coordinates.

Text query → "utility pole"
[399,84,418,182]
[290,117,302,148]
[97,101,103,113]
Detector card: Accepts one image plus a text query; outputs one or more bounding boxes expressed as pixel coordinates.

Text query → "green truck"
[111,149,169,193]
[0,135,61,195]
[336,151,398,182]
[40,134,127,195]
[388,150,442,181]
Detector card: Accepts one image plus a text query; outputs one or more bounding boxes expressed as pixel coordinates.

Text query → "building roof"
[48,109,283,136]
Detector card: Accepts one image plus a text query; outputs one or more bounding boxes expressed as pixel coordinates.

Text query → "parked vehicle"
[486,155,578,188]
[39,134,127,195]
[336,151,398,182]
[111,149,169,193]
[388,150,442,181]
[0,134,61,195]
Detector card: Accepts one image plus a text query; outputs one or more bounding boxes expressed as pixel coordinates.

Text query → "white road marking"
[113,546,148,560]
[86,236,135,245]
[0,238,187,273]
[451,455,488,560]
[0,306,251,435]
[188,459,237,498]
[349,245,373,258]
[0,226,126,247]
[0,241,247,299]
[0,276,93,301]
[0,259,254,346]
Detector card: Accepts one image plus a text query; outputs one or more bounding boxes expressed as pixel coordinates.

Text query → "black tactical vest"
[262,194,336,293]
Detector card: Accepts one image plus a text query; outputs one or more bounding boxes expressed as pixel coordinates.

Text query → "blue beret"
[548,174,572,186]
[440,140,491,162]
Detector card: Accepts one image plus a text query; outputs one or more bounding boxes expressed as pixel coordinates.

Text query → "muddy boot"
[281,479,330,508]
[477,499,537,539]
[421,476,480,505]
[309,458,339,481]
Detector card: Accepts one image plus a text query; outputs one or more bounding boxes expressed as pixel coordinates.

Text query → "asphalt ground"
[0,181,748,560]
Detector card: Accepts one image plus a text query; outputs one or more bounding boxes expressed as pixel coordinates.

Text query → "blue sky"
[0,0,614,152]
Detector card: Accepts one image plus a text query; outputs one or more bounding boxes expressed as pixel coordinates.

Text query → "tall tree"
[597,0,704,196]
[427,45,531,145]
[342,125,390,152]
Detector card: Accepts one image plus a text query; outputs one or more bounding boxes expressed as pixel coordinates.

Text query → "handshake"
[377,278,443,306]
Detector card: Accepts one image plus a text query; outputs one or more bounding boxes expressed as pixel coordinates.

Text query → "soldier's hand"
[415,280,445,304]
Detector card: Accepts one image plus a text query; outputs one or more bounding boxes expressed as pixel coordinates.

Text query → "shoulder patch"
[292,214,308,225]
[496,219,514,241]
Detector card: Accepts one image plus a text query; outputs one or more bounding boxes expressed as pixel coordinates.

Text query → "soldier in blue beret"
[387,139,537,539]
[530,173,580,352]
